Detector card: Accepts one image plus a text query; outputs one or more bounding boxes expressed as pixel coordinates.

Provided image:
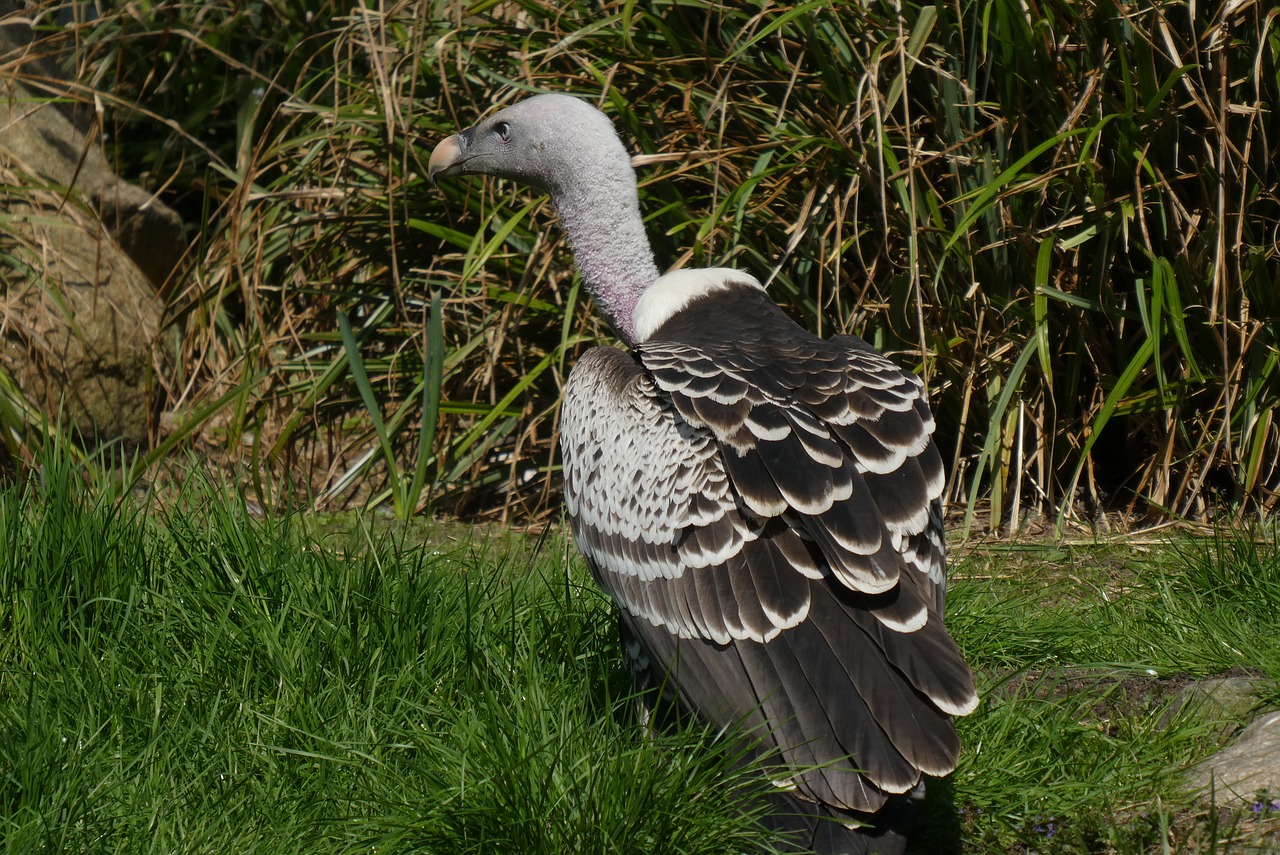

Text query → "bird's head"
[428,93,630,194]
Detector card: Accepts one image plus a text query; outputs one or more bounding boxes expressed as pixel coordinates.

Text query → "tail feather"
[761,787,919,855]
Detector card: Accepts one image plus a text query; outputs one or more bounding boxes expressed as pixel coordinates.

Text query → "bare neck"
[549,158,658,345]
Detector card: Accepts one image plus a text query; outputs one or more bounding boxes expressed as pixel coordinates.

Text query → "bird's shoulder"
[638,277,925,410]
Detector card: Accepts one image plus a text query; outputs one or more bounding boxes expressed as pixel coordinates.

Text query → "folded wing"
[561,286,977,817]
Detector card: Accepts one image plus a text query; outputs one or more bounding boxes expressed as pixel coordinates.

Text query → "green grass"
[0,452,777,853]
[940,534,1280,851]
[4,453,1280,853]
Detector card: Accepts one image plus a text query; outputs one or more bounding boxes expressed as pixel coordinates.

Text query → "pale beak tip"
[428,134,463,189]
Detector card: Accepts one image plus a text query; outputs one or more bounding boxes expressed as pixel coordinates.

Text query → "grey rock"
[1,3,180,448]
[1,4,186,289]
[1188,710,1280,805]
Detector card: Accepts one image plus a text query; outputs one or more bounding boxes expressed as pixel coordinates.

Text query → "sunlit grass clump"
[0,450,776,854]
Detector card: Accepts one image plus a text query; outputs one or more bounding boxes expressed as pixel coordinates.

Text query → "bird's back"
[560,275,976,849]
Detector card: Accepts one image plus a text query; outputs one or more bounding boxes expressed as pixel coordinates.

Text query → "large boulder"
[1187,709,1280,805]
[1,2,183,448]
[1161,675,1280,807]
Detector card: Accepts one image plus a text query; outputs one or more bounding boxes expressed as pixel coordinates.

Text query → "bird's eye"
[495,121,510,141]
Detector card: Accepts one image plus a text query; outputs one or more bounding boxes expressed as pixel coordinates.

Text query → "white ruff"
[631,268,765,342]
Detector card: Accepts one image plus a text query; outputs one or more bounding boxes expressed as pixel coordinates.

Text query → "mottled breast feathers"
[560,276,977,815]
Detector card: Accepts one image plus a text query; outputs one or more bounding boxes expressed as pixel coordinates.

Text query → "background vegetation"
[1,0,1277,525]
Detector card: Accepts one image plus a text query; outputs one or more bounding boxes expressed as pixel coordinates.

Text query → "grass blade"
[337,309,403,517]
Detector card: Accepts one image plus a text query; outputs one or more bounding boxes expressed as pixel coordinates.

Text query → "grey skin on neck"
[429,94,660,344]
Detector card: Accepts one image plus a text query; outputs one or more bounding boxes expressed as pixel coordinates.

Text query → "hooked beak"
[427,125,476,187]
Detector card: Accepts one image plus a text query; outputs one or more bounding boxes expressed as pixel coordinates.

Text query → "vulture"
[429,94,977,855]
